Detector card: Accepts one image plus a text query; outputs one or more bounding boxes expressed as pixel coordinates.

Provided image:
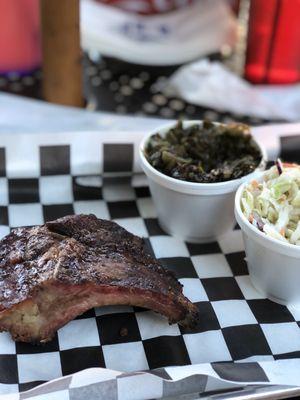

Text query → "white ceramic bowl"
[235,180,300,306]
[139,121,267,243]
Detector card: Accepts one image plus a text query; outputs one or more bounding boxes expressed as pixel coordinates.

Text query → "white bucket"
[235,181,300,306]
[140,121,266,243]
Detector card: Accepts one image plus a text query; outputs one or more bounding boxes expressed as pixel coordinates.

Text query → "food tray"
[0,127,300,400]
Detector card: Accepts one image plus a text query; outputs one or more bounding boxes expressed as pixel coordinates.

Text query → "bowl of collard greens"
[140,120,266,243]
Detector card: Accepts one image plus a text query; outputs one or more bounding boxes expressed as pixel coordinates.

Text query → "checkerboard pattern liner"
[0,127,300,399]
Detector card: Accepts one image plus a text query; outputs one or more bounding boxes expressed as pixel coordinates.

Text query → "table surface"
[0,55,286,127]
[0,55,296,400]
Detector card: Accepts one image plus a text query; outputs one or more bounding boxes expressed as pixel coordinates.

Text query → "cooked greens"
[145,121,262,183]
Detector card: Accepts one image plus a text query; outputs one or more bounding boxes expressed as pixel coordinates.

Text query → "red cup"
[245,0,300,84]
[0,0,41,74]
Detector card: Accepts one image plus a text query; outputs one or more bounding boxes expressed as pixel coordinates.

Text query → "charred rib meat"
[0,214,198,342]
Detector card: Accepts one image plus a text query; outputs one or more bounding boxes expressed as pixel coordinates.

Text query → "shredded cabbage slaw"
[241,162,300,245]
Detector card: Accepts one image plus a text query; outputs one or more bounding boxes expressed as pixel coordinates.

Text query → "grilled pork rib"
[0,214,198,342]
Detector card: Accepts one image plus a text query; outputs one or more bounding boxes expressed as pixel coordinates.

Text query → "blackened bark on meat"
[0,214,198,342]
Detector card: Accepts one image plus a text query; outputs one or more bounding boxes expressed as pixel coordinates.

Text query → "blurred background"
[0,0,299,126]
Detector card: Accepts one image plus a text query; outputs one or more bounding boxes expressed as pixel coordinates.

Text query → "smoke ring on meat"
[0,214,199,343]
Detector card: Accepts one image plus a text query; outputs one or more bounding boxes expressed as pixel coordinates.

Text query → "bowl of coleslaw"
[235,161,300,306]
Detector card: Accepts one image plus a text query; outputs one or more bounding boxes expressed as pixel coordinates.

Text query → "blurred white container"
[139,121,266,243]
[235,181,300,306]
[81,0,237,66]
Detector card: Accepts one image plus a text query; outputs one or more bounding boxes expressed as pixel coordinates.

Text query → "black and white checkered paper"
[0,124,300,400]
